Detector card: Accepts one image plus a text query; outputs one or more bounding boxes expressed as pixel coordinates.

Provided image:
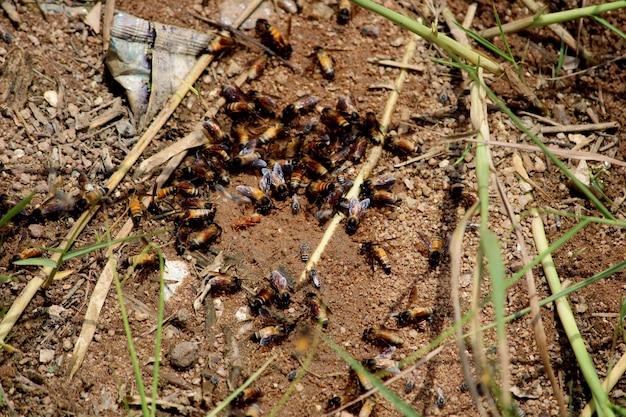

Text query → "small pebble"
[170,341,199,370]
[44,90,58,107]
[39,349,55,363]
[29,224,45,237]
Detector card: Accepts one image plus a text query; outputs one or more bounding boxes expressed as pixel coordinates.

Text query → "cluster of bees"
[0,13,479,416]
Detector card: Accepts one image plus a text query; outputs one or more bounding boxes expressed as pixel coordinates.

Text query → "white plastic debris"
[163,260,189,301]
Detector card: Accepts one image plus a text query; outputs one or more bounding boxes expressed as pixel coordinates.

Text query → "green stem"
[350,0,503,75]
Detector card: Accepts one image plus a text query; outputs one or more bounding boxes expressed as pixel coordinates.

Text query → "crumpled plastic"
[106,11,213,131]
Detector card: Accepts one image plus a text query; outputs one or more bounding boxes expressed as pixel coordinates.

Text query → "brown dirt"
[1,0,626,416]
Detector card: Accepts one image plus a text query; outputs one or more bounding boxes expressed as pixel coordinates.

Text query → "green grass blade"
[12,258,58,268]
[457,23,514,64]
[0,192,35,229]
[350,0,502,74]
[150,250,166,417]
[323,334,421,417]
[592,15,626,39]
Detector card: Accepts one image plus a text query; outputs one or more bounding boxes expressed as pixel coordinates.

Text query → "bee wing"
[260,168,272,193]
[259,334,275,346]
[235,185,254,203]
[251,158,267,168]
[377,346,396,359]
[270,270,288,289]
[239,139,258,155]
[360,198,370,213]
[272,163,285,185]
[349,197,369,216]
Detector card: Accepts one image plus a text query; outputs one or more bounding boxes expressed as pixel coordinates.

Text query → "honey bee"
[291,193,301,214]
[388,136,419,154]
[360,241,391,275]
[321,107,350,132]
[463,191,479,209]
[249,91,278,118]
[350,136,369,163]
[10,247,43,264]
[231,122,250,147]
[326,395,354,411]
[82,186,109,207]
[247,53,269,81]
[363,112,385,145]
[306,292,329,328]
[225,101,257,116]
[419,233,446,267]
[231,213,262,230]
[359,397,376,417]
[436,387,445,408]
[284,134,304,161]
[187,224,222,250]
[176,181,202,197]
[41,189,81,216]
[221,84,248,103]
[314,46,334,80]
[251,324,288,346]
[301,156,329,179]
[337,0,352,24]
[179,207,216,224]
[309,269,321,288]
[362,175,396,192]
[306,180,336,199]
[128,189,142,227]
[362,327,404,346]
[202,120,229,145]
[355,368,374,391]
[208,35,235,54]
[395,306,434,326]
[370,189,401,206]
[155,185,177,200]
[255,19,292,59]
[235,387,263,404]
[337,95,359,121]
[250,287,276,312]
[345,197,370,235]
[289,166,304,191]
[260,163,288,200]
[208,272,241,292]
[293,326,313,358]
[299,243,310,262]
[270,269,292,308]
[126,252,160,268]
[363,346,400,375]
[281,95,319,124]
[236,185,272,215]
[231,140,267,170]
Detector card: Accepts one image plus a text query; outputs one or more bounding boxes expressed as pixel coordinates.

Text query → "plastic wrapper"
[106,11,212,130]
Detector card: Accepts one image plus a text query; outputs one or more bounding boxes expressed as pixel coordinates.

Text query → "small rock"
[421,185,432,197]
[534,157,546,173]
[63,338,73,351]
[44,91,58,107]
[29,224,45,238]
[403,178,415,190]
[438,159,450,169]
[39,349,55,363]
[405,196,418,209]
[226,61,242,77]
[48,305,66,318]
[134,311,149,322]
[170,342,199,370]
[14,149,25,159]
[306,2,334,20]
[38,140,51,153]
[235,306,251,322]
[390,37,404,47]
[296,383,304,392]
[360,26,380,38]
[575,303,588,314]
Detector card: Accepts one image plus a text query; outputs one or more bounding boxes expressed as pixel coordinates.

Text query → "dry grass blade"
[469,139,626,167]
[449,201,486,417]
[298,35,419,284]
[510,153,568,417]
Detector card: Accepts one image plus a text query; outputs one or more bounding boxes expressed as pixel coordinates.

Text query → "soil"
[1,0,626,416]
